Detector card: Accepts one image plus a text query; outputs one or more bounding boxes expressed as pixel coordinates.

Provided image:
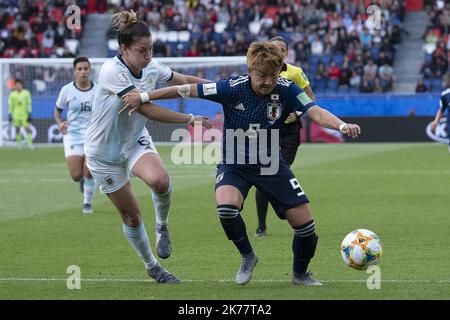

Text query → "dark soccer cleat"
[147,264,181,284]
[236,252,258,285]
[155,223,172,259]
[292,271,323,286]
[82,203,93,214]
[254,227,267,237]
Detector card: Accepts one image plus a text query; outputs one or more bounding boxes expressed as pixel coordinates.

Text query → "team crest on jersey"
[267,103,281,121]
[104,176,114,186]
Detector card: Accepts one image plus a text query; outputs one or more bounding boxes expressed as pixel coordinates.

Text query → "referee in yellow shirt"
[255,36,316,237]
[8,79,33,148]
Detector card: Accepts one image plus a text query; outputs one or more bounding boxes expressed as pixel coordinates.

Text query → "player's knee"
[148,173,170,194]
[217,204,242,240]
[121,212,142,228]
[70,173,83,182]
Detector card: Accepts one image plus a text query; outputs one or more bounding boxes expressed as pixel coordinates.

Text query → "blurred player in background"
[253,36,317,237]
[54,57,97,214]
[84,10,211,283]
[431,75,450,153]
[121,41,361,286]
[8,79,33,149]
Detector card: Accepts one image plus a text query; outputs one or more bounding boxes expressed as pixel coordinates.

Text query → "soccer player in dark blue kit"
[431,76,450,153]
[121,41,361,286]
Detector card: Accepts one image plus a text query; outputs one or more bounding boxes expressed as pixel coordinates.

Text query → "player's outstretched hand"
[119,92,142,115]
[431,121,438,134]
[192,116,212,129]
[58,121,68,134]
[340,123,361,139]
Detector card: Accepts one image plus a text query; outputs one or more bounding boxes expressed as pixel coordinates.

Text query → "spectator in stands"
[360,74,374,93]
[359,27,373,48]
[373,78,384,93]
[379,62,394,90]
[315,62,328,82]
[415,78,428,92]
[364,59,378,81]
[350,70,361,89]
[339,59,352,89]
[327,60,341,80]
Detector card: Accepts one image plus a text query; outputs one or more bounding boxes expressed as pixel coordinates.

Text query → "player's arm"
[167,71,211,85]
[8,93,13,122]
[120,84,200,114]
[303,85,316,102]
[431,96,447,133]
[123,88,210,128]
[286,69,316,124]
[307,106,361,139]
[288,83,360,138]
[26,90,32,122]
[298,68,316,101]
[54,107,68,134]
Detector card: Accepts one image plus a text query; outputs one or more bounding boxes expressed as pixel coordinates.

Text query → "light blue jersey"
[56,81,96,145]
[84,56,173,164]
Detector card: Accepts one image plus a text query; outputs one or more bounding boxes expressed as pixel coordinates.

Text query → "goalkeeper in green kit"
[8,79,33,148]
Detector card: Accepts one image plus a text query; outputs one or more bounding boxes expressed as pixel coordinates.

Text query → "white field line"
[0,277,449,284]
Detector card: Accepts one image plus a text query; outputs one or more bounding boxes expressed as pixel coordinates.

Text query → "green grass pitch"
[0,143,449,300]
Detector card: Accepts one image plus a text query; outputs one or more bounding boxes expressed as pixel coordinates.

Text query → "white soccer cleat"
[236,253,258,285]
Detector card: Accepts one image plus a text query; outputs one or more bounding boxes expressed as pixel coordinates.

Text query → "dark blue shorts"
[215,162,309,219]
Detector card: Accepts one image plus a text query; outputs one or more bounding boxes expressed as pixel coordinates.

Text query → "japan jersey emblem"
[267,103,281,121]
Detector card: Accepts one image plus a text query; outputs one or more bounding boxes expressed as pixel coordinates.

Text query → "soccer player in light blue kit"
[54,57,96,214]
[84,10,211,283]
[122,41,361,286]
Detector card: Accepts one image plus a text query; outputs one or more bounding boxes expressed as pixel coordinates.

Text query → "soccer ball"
[340,229,382,270]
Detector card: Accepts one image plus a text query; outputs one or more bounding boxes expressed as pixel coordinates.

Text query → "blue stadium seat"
[320,54,331,65]
[370,47,380,60]
[431,78,443,92]
[326,79,339,93]
[333,54,344,67]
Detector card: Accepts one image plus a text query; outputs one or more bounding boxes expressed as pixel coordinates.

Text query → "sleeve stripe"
[197,83,204,97]
[117,85,136,97]
[166,71,174,82]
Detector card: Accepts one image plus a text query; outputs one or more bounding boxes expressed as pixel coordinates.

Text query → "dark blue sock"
[217,205,253,256]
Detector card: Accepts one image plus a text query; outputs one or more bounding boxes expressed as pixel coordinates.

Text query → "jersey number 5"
[290,178,305,197]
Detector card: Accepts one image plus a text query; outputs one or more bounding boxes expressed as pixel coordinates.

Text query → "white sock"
[83,178,96,205]
[152,183,172,226]
[123,222,158,270]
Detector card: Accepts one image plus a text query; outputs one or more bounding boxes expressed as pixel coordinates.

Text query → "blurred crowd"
[107,0,406,93]
[417,0,450,92]
[2,0,409,94]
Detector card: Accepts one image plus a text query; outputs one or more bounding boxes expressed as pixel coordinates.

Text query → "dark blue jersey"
[197,75,315,166]
[440,88,450,113]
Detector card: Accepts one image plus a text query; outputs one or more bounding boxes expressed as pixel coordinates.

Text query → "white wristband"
[187,113,195,124]
[339,123,347,131]
[140,92,150,103]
